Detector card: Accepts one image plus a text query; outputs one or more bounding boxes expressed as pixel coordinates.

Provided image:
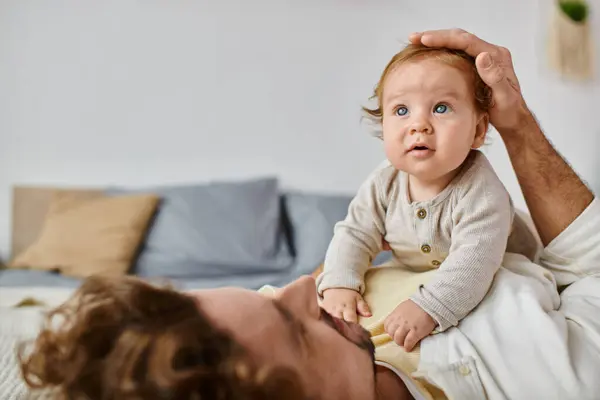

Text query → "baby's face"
[381,58,487,184]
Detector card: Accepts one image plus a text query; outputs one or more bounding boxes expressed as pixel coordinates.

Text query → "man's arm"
[501,112,594,246]
[410,29,594,246]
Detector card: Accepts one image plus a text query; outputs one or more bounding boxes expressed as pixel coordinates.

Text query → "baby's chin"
[400,160,462,181]
[391,163,442,180]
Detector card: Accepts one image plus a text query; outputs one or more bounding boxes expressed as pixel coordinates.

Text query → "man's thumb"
[357,298,372,317]
[476,52,505,88]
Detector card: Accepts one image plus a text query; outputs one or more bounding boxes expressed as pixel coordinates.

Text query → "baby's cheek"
[383,140,404,161]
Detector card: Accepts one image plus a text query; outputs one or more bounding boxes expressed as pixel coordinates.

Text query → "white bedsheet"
[1,307,46,399]
[0,288,73,399]
[0,287,75,308]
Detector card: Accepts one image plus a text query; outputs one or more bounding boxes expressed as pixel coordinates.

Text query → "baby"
[317,44,535,350]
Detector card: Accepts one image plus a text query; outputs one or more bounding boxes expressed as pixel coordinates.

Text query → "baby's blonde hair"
[363,44,493,130]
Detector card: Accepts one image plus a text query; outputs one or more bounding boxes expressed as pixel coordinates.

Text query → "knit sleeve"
[316,169,389,296]
[410,162,514,332]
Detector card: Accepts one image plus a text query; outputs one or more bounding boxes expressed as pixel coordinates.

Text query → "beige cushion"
[9,192,159,278]
[11,186,105,258]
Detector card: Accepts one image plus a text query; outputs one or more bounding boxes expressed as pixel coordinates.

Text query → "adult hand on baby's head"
[322,288,372,323]
[409,29,532,137]
[384,299,437,352]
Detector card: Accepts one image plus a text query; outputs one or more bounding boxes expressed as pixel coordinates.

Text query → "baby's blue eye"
[395,107,408,116]
[434,104,448,113]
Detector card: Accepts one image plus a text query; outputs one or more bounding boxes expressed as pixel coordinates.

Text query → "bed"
[0,181,364,398]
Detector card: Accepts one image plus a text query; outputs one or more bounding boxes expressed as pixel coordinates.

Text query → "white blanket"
[0,307,46,399]
[418,253,600,399]
[0,288,73,399]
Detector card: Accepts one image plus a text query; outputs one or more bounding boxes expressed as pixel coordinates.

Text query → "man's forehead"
[195,288,272,324]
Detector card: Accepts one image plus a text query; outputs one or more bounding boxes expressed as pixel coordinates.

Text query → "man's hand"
[409,29,532,136]
[384,299,437,352]
[322,288,372,323]
[410,28,595,245]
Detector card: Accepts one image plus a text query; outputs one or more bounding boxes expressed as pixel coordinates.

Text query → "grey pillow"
[106,177,293,278]
[283,191,392,276]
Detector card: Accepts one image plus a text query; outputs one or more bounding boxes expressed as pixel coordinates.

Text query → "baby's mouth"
[407,144,436,157]
[408,145,434,152]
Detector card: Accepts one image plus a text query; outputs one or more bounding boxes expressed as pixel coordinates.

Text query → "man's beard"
[319,308,376,367]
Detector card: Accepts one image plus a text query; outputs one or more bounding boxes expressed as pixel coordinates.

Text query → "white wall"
[1,0,599,259]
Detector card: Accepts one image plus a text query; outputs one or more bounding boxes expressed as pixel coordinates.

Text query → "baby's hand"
[384,300,437,352]
[322,288,372,323]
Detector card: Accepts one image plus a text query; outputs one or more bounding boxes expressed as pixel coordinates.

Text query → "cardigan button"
[421,244,432,254]
[459,365,471,376]
[416,208,427,219]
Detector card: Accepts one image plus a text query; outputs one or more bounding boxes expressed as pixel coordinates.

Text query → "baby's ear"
[472,113,489,149]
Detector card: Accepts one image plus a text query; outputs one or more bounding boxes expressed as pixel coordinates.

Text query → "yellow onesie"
[360,266,447,399]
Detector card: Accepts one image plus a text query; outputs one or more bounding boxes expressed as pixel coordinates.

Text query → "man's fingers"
[357,298,372,317]
[477,50,520,88]
[408,31,423,44]
[475,52,505,85]
[475,51,520,109]
[424,29,494,57]
[410,28,495,59]
[342,307,358,323]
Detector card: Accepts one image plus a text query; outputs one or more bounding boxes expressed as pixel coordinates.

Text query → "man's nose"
[275,275,321,320]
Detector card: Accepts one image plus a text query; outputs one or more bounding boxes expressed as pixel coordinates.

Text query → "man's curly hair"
[18,276,307,399]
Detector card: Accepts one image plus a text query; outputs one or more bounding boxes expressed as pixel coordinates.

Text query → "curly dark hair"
[18,276,307,399]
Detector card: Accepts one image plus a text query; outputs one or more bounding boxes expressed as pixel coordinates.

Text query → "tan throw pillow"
[9,192,159,278]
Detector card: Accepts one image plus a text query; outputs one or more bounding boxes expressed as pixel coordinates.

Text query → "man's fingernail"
[481,53,493,69]
[420,34,433,45]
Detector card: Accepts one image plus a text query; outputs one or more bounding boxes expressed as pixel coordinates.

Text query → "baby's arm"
[316,168,389,297]
[410,167,513,332]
